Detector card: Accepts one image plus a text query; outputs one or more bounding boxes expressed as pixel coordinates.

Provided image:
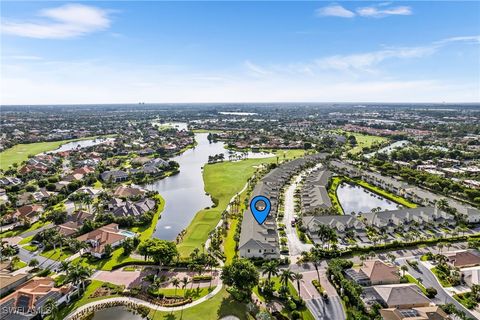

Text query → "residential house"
[301,168,333,214]
[76,223,129,258]
[107,197,156,218]
[113,185,146,198]
[0,177,22,186]
[100,170,129,182]
[0,277,74,320]
[372,284,432,309]
[7,205,44,224]
[380,306,449,320]
[0,262,29,296]
[302,215,366,239]
[445,250,480,268]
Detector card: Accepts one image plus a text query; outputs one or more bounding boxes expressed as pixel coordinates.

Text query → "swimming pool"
[120,230,136,237]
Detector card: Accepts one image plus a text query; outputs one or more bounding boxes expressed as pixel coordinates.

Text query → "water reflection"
[337,182,402,215]
[144,132,273,240]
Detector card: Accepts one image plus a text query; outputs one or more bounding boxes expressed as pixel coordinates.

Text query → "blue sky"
[1,1,479,104]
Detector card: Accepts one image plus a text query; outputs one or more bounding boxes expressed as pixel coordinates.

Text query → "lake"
[92,306,145,320]
[337,182,402,215]
[49,137,115,153]
[144,131,273,240]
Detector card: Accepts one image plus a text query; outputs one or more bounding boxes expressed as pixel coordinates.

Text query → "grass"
[253,277,314,320]
[151,286,214,300]
[404,274,427,295]
[11,260,27,271]
[0,220,49,239]
[57,280,121,319]
[352,178,417,208]
[177,150,305,257]
[224,217,240,264]
[343,131,388,155]
[431,267,453,287]
[18,235,34,245]
[328,176,345,214]
[0,135,112,170]
[130,194,165,241]
[40,248,74,261]
[148,287,250,320]
[23,244,38,252]
[73,247,142,271]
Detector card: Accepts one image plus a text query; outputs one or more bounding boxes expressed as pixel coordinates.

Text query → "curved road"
[65,279,223,319]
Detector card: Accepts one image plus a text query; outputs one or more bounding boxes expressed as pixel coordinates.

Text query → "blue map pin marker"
[250,195,271,225]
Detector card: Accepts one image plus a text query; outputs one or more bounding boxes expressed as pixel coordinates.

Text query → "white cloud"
[315,5,355,18]
[244,60,272,77]
[1,4,111,39]
[4,55,43,60]
[356,5,412,18]
[315,46,436,72]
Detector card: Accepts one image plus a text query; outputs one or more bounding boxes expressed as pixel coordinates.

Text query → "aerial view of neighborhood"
[1,1,479,320]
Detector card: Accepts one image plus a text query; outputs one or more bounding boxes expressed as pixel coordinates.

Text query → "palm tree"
[59,261,70,275]
[42,298,59,320]
[292,272,304,296]
[180,276,190,298]
[400,265,408,277]
[261,261,279,283]
[280,269,294,289]
[171,277,180,297]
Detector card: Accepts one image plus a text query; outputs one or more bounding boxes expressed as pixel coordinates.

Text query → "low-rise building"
[76,223,130,258]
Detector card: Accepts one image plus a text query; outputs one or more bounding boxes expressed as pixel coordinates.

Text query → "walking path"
[65,278,223,319]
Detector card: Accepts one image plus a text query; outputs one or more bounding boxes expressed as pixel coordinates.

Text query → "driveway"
[397,257,477,319]
[17,247,60,270]
[283,172,314,262]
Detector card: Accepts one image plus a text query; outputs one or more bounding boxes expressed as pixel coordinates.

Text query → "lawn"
[41,248,74,261]
[344,132,388,155]
[23,244,38,252]
[130,194,165,241]
[148,287,250,320]
[0,136,111,170]
[18,235,34,245]
[431,267,453,287]
[253,277,314,320]
[404,274,427,295]
[151,286,215,301]
[11,260,27,271]
[327,176,345,214]
[177,150,305,257]
[0,221,49,239]
[57,280,121,319]
[73,246,142,271]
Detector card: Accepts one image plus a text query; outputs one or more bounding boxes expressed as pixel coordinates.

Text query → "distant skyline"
[1,1,479,104]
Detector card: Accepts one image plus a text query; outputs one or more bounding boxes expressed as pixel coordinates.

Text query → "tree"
[426,287,438,298]
[400,265,408,277]
[29,258,39,268]
[138,238,178,271]
[221,259,259,301]
[42,298,59,320]
[171,277,180,297]
[103,244,113,257]
[261,260,279,283]
[292,272,303,296]
[66,264,92,292]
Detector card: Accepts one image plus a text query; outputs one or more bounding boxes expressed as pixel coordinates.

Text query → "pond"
[337,182,403,215]
[144,131,273,240]
[92,306,145,320]
[49,137,115,153]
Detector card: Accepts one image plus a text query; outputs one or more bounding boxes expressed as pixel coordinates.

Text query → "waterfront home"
[361,206,455,233]
[239,153,327,259]
[76,223,130,258]
[107,197,156,218]
[100,170,129,182]
[302,215,365,239]
[0,277,74,320]
[301,168,332,214]
[112,185,146,198]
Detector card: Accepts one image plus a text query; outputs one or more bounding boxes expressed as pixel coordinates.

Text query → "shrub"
[426,287,438,298]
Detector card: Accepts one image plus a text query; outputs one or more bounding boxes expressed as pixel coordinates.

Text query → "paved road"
[397,257,477,319]
[283,172,314,261]
[20,223,53,238]
[18,247,60,271]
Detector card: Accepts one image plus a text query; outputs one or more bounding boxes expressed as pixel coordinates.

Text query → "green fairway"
[177,150,305,257]
[0,136,113,170]
[347,132,388,155]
